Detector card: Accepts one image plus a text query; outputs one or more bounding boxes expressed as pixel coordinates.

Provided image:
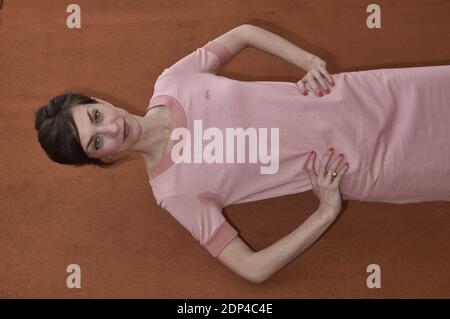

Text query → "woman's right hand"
[304,147,349,221]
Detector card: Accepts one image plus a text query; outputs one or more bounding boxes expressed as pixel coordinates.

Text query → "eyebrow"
[85,109,95,152]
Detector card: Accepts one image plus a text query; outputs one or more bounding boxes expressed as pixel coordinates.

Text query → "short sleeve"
[159,193,238,257]
[160,40,232,76]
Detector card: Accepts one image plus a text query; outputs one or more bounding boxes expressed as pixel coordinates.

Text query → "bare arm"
[217,206,337,283]
[242,24,318,71]
[210,24,249,57]
[209,24,316,70]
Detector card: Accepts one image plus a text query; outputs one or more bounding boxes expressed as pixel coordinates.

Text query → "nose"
[97,122,120,136]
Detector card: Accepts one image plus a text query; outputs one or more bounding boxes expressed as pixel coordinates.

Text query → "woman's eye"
[93,110,102,150]
[95,110,102,122]
[94,136,102,150]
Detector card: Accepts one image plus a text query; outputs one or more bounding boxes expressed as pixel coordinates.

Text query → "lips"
[123,120,128,141]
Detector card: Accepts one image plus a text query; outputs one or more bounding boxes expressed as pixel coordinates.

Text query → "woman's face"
[71,98,135,162]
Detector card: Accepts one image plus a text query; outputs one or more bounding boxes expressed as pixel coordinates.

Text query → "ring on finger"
[326,157,342,178]
[326,171,337,178]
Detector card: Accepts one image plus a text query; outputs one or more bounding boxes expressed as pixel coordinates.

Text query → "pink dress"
[146,40,450,257]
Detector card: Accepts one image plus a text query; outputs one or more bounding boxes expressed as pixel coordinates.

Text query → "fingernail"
[318,92,323,97]
[329,147,334,152]
[326,89,330,94]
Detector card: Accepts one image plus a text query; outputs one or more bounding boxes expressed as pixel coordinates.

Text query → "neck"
[129,107,173,164]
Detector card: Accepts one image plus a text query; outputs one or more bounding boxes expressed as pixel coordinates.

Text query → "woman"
[34,25,450,283]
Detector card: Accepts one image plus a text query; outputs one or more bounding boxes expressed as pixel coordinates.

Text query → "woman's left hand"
[297,56,335,97]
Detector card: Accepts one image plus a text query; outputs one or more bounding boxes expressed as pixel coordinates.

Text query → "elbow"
[249,274,270,284]
[247,273,271,284]
[241,23,257,29]
[230,266,269,284]
[239,24,257,45]
[240,24,260,35]
[243,251,273,284]
[215,236,272,284]
[245,266,272,284]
